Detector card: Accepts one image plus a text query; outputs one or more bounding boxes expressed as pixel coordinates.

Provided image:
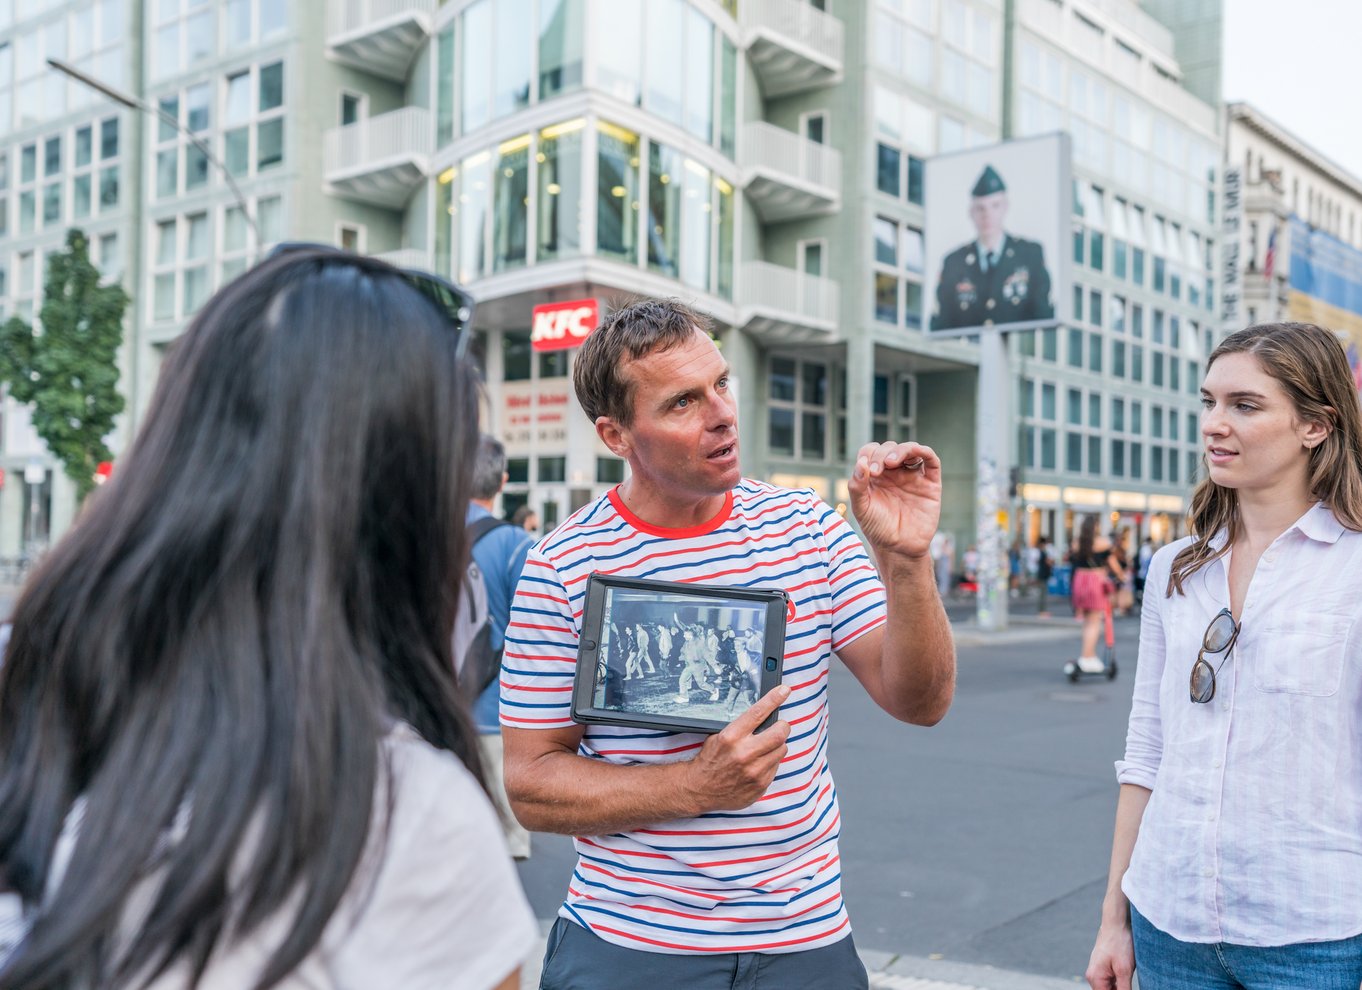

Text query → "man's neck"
[978,234,1004,255]
[472,497,495,512]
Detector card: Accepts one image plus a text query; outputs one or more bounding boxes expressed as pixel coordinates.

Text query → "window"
[596,457,625,484]
[153,0,216,80]
[873,217,925,329]
[768,356,832,458]
[537,120,584,262]
[338,224,363,252]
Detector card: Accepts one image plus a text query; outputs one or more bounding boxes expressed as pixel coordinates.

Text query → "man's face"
[609,328,741,504]
[968,191,1008,244]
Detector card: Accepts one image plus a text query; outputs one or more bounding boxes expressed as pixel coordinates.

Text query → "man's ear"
[597,416,630,458]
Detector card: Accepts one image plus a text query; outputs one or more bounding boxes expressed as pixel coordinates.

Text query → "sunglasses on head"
[1190,607,1240,704]
[267,242,475,359]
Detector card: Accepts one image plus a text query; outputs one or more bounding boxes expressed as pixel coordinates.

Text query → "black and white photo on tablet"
[593,588,766,721]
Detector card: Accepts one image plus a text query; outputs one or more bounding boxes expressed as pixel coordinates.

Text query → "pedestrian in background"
[1034,536,1054,618]
[1086,322,1362,990]
[1109,529,1135,617]
[0,249,536,989]
[1134,536,1154,604]
[467,435,535,861]
[511,504,540,536]
[1066,516,1117,674]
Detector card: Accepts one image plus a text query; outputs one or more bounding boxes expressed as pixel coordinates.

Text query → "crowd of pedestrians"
[0,243,1358,990]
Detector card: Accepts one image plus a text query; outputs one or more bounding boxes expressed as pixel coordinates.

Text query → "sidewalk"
[515,923,1079,990]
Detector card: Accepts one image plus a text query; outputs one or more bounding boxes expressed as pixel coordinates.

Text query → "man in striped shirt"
[502,299,956,989]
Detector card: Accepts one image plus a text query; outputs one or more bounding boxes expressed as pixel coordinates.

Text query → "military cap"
[971,165,1006,197]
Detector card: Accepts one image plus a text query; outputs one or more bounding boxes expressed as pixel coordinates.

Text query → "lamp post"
[47,57,260,242]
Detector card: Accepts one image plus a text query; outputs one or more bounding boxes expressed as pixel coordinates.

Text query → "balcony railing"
[328,0,437,81]
[740,0,844,97]
[373,248,431,271]
[742,122,840,222]
[324,107,431,208]
[741,261,839,343]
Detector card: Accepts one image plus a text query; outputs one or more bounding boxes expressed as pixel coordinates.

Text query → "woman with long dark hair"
[1086,322,1362,989]
[0,249,536,988]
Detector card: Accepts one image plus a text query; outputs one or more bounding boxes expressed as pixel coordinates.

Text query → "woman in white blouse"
[1085,321,1362,990]
[0,248,537,989]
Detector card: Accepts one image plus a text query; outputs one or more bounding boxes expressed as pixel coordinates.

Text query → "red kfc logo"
[531,299,600,352]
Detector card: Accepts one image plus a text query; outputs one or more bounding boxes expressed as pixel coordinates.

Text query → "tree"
[0,228,129,502]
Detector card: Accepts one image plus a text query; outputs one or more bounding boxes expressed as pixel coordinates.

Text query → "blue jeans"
[1131,905,1362,990]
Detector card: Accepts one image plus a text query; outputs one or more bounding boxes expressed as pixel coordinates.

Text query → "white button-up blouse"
[1117,502,1362,946]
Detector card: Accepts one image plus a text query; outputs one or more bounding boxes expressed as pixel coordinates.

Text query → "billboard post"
[923,134,1071,631]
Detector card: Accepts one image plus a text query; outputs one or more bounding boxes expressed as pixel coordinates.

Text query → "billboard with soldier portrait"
[924,133,1071,337]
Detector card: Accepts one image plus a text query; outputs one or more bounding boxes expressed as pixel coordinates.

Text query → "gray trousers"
[538,917,870,990]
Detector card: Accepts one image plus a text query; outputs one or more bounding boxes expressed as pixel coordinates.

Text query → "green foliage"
[0,228,129,501]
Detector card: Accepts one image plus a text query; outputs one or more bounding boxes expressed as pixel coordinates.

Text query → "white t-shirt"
[0,724,538,989]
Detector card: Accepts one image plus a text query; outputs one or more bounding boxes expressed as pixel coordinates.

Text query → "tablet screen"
[591,585,769,724]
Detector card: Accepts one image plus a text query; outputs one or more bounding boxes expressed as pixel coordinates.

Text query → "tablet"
[571,574,788,734]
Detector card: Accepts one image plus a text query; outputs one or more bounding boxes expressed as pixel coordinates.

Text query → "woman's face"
[1200,352,1323,498]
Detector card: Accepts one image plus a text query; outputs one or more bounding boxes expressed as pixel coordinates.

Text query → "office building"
[0,0,1225,563]
[1226,101,1362,347]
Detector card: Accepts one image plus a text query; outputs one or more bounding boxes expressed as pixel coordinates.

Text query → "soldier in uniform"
[931,165,1054,331]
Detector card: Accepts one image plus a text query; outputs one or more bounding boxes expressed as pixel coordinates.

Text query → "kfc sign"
[531,298,599,352]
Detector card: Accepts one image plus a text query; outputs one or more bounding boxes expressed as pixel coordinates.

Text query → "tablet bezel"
[571,574,788,735]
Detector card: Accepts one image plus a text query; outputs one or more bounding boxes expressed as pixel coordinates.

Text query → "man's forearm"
[875,550,956,725]
[505,746,705,836]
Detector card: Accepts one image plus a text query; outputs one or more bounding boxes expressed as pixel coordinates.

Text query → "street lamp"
[47,57,260,242]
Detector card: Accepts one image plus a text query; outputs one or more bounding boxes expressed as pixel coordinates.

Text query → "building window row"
[151,0,286,82]
[0,0,125,134]
[6,117,121,239]
[151,60,284,201]
[1018,36,1217,224]
[147,194,282,324]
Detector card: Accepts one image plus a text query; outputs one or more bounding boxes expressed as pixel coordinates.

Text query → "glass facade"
[438,0,736,156]
[442,116,733,299]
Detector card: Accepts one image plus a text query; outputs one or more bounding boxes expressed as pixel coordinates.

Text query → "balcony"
[740,0,844,98]
[328,0,437,82]
[740,261,839,344]
[373,248,431,270]
[741,122,840,223]
[324,107,431,208]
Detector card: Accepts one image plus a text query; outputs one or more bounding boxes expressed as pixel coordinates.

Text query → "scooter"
[1064,601,1118,682]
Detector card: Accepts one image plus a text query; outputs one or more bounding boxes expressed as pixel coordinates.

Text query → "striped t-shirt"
[500,480,888,954]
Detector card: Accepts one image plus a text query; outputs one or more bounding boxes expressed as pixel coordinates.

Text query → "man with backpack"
[464,434,534,858]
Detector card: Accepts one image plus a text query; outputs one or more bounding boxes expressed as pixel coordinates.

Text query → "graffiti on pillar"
[975,455,1007,628]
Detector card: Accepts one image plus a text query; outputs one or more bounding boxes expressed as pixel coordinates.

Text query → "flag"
[1263,225,1277,280]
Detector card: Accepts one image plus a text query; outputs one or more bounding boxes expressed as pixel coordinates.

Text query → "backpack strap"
[467,515,512,546]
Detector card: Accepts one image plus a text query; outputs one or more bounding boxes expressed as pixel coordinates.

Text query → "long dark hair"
[1168,321,1362,595]
[0,250,481,988]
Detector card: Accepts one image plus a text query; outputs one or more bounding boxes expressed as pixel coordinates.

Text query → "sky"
[1221,0,1362,180]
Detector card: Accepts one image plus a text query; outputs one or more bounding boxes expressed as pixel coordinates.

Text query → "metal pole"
[47,58,261,242]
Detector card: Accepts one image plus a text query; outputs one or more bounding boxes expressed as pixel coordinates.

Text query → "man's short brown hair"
[572,298,713,427]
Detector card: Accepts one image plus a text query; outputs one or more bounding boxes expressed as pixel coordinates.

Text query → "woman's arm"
[1085,784,1152,990]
